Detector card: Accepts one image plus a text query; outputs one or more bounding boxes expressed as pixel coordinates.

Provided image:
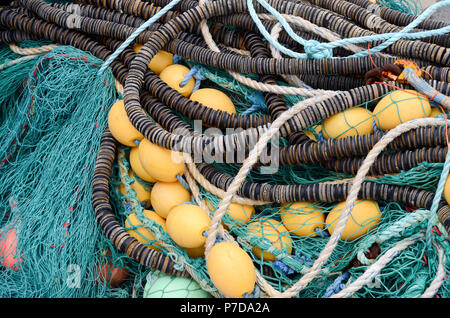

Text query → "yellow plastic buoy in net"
[138,138,184,183]
[150,181,191,219]
[280,202,325,237]
[120,171,151,208]
[247,219,293,261]
[108,100,144,147]
[125,210,166,251]
[129,147,157,183]
[166,204,210,248]
[304,124,322,142]
[133,44,173,75]
[204,199,254,228]
[226,203,255,227]
[184,245,205,259]
[373,89,431,130]
[190,88,236,114]
[159,64,195,97]
[322,107,374,139]
[429,107,444,117]
[443,175,450,206]
[207,241,256,298]
[325,200,382,241]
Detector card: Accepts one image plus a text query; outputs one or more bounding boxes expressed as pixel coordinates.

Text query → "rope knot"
[243,91,266,114]
[304,40,333,59]
[180,66,205,92]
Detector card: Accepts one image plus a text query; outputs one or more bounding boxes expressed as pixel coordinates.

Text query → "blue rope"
[314,227,330,238]
[172,54,182,65]
[246,0,450,59]
[176,174,191,191]
[242,92,267,114]
[372,120,384,134]
[292,252,314,267]
[273,260,295,275]
[180,66,205,93]
[322,272,350,298]
[97,0,183,74]
[317,130,327,143]
[350,0,450,57]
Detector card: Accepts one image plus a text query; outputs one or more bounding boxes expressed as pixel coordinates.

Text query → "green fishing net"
[0,44,152,297]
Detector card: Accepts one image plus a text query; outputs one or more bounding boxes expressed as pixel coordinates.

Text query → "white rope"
[421,243,447,298]
[0,55,39,71]
[9,43,58,56]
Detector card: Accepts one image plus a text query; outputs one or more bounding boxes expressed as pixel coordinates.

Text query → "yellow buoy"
[207,242,256,298]
[166,204,211,248]
[246,219,292,261]
[373,89,431,130]
[203,199,254,228]
[129,147,157,183]
[190,88,236,114]
[120,171,151,208]
[322,107,374,140]
[108,100,144,147]
[159,64,195,97]
[185,245,205,259]
[226,203,255,226]
[138,138,184,183]
[280,202,325,237]
[443,175,450,206]
[325,200,382,241]
[429,107,444,117]
[125,210,166,250]
[150,181,191,219]
[133,44,173,75]
[304,124,322,142]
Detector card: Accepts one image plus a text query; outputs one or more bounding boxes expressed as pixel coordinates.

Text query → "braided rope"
[0,54,39,71]
[420,243,447,298]
[9,43,58,55]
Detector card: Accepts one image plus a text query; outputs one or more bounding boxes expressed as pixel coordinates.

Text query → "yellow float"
[138,138,184,183]
[185,245,205,259]
[125,210,166,250]
[129,147,157,183]
[429,107,444,117]
[373,89,431,130]
[325,200,382,241]
[280,202,325,237]
[150,181,191,219]
[246,219,292,261]
[204,199,254,228]
[159,64,196,97]
[190,88,236,114]
[108,100,144,147]
[133,44,173,75]
[444,175,450,206]
[322,107,374,140]
[206,241,256,298]
[166,204,211,248]
[120,170,151,208]
[304,124,322,141]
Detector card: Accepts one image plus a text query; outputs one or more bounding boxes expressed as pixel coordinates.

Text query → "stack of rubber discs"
[2,0,450,298]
